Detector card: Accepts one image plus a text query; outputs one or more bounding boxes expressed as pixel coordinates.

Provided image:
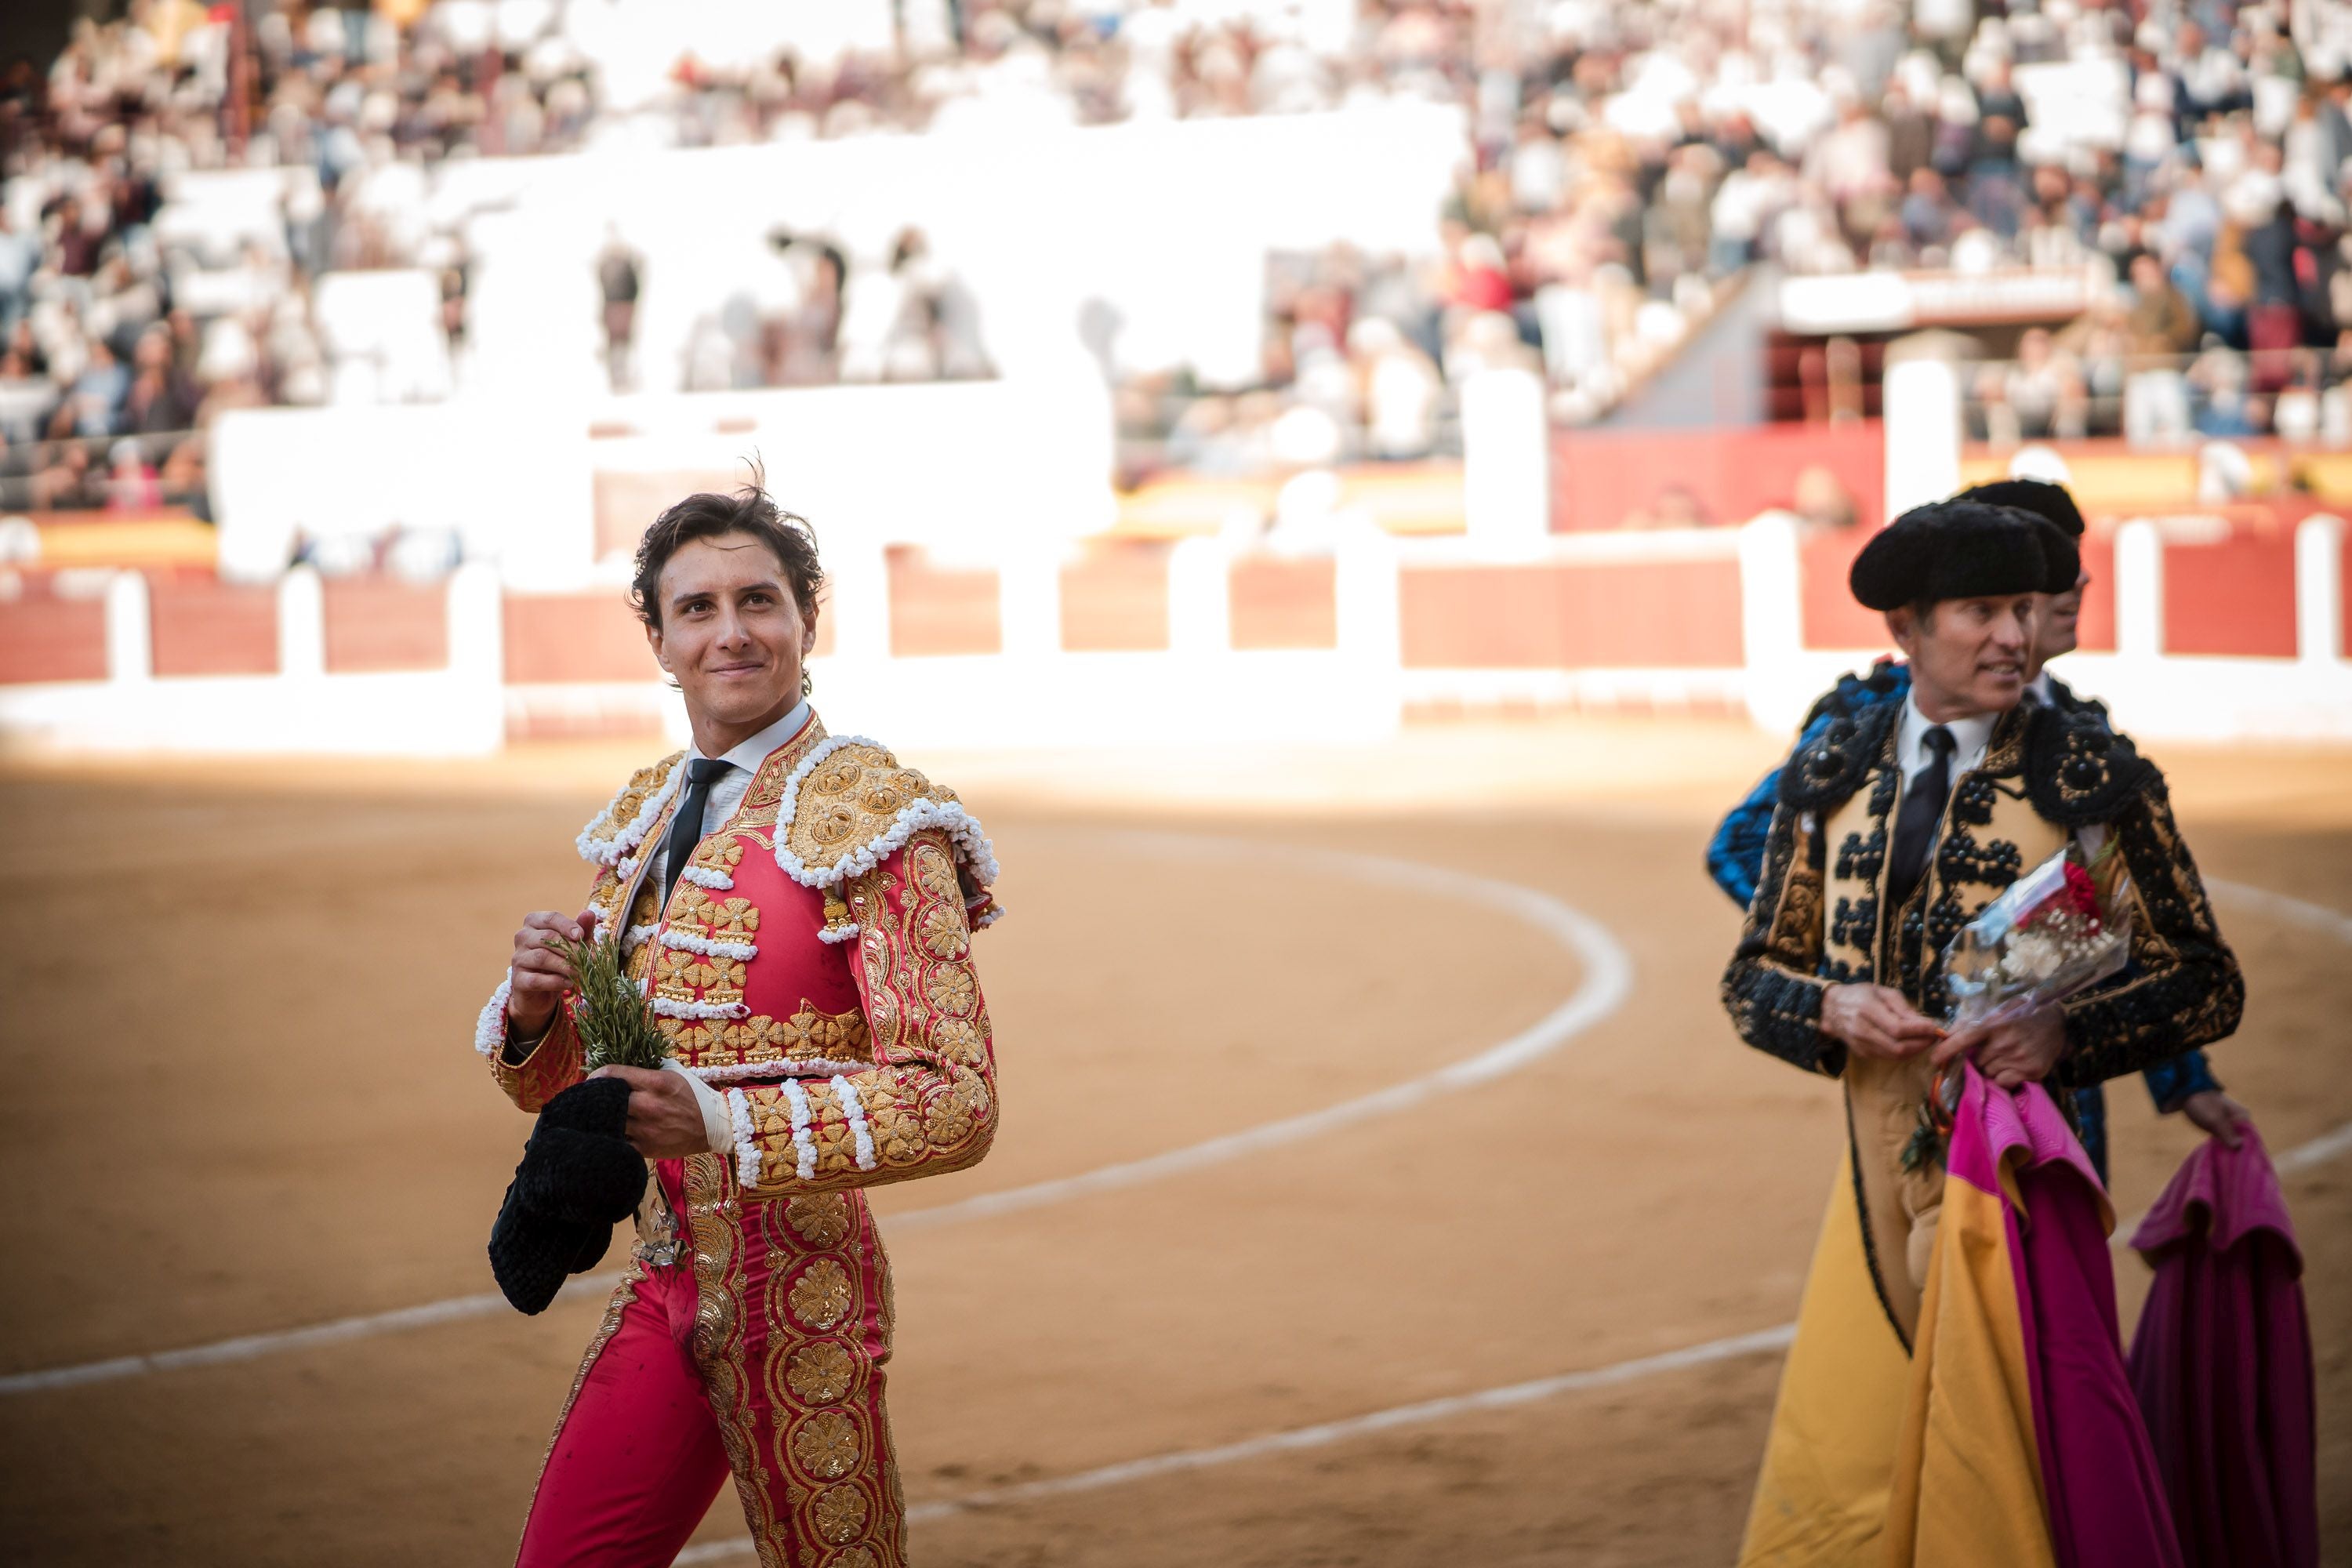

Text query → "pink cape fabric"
[2126,1130,2318,1568]
[1947,1068,2182,1568]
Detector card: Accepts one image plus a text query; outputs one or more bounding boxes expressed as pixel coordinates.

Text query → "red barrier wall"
[887,548,1000,657]
[0,594,107,684]
[151,581,277,676]
[1806,525,2121,655]
[1229,557,1337,650]
[1552,422,1884,534]
[2071,533,2117,654]
[1062,542,1171,652]
[1800,528,1895,652]
[323,579,448,672]
[504,593,663,683]
[1400,558,1744,668]
[2162,532,2298,658]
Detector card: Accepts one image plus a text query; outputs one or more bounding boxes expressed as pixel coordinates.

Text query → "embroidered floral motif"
[923,967,976,1017]
[785,1341,856,1404]
[791,1412,864,1479]
[788,1260,854,1330]
[774,735,1001,902]
[811,1483,870,1544]
[786,1193,854,1248]
[931,1018,985,1065]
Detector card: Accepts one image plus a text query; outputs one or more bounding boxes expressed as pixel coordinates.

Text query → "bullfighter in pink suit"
[477,483,1001,1568]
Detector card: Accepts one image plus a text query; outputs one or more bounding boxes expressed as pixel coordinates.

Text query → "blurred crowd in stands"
[2,0,2350,513]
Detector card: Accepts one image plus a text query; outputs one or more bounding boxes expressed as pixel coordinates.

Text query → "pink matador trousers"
[516,1154,906,1568]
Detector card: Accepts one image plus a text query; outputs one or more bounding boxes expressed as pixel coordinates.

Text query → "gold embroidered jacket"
[474,713,1001,1197]
[1722,695,2243,1089]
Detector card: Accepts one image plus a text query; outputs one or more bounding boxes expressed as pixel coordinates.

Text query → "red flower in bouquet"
[2059,861,2103,931]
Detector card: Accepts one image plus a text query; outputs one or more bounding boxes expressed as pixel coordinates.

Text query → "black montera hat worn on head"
[1849,499,2062,612]
[2029,517,2082,593]
[1955,477,2085,538]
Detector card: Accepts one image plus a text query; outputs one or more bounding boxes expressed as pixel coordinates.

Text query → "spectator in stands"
[0,209,35,331]
[2122,249,2203,444]
[597,227,642,394]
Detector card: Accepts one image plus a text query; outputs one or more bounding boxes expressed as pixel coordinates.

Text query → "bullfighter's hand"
[589,1065,713,1160]
[506,908,597,1038]
[1933,1004,2067,1088]
[1820,984,1944,1061]
[2182,1090,2252,1149]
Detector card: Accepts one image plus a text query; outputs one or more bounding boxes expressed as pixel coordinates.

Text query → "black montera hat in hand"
[1849,499,2075,611]
[488,1076,648,1316]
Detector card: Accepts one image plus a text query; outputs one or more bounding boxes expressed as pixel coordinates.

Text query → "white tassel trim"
[660,928,758,961]
[474,974,513,1058]
[678,1056,874,1087]
[971,903,1005,931]
[677,865,735,891]
[576,760,684,869]
[727,1088,760,1189]
[652,995,751,1021]
[816,923,861,945]
[622,923,659,954]
[833,1076,878,1171]
[782,1080,818,1181]
[771,734,1002,892]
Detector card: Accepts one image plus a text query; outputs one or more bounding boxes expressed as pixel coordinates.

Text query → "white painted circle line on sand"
[0,830,1631,1396]
[669,1111,2352,1566]
[665,880,2352,1566]
[893,829,1635,1232]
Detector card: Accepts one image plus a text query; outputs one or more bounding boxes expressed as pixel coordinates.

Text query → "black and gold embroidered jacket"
[1720,695,2243,1088]
[1719,694,2241,1341]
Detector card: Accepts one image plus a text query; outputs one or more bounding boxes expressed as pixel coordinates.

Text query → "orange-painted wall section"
[323,579,449,672]
[1061,542,1171,652]
[150,580,277,676]
[0,595,107,683]
[1399,559,1744,667]
[1229,557,1337,650]
[2161,532,2298,658]
[1800,528,1896,652]
[887,548,1001,657]
[1806,526,2120,655]
[1552,422,1884,533]
[2071,533,2117,653]
[504,594,663,683]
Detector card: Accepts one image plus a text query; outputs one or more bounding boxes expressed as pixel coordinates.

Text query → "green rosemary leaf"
[547,931,669,1073]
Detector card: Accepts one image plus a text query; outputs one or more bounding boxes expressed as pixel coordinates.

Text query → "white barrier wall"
[7,512,2345,756]
[211,376,1114,586]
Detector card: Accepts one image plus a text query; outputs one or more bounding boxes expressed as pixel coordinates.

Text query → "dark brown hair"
[630,473,823,631]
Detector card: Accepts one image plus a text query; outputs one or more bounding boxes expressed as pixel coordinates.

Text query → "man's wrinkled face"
[1890,593,2036,717]
[645,532,815,732]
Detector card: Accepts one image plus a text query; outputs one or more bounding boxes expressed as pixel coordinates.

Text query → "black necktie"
[659,758,731,909]
[1887,726,1955,910]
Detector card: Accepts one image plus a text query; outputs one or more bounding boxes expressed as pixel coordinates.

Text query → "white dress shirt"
[2024,670,2054,706]
[640,696,811,893]
[643,696,811,1154]
[1895,690,1996,786]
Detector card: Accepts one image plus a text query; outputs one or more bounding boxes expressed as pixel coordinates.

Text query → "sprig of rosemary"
[547,931,670,1073]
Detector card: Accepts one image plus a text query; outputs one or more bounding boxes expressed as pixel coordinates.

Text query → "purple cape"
[2126,1130,2318,1568]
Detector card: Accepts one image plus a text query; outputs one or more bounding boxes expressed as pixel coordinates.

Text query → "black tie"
[659,758,732,909]
[1888,726,1955,910]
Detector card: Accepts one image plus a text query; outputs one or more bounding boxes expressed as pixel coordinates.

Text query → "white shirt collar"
[694,697,812,775]
[2024,670,2053,706]
[1896,689,1998,784]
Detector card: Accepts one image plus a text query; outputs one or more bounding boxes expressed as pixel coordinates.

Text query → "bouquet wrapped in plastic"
[1941,840,2133,1029]
[1904,840,2134,1171]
